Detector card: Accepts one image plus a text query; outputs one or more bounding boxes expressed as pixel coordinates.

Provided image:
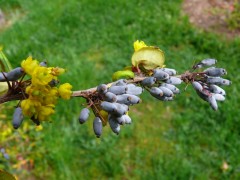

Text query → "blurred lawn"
[0,0,240,179]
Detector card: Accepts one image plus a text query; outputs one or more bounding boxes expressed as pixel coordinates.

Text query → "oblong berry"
[141,77,156,87]
[108,85,127,95]
[93,117,103,138]
[204,67,227,77]
[6,67,24,81]
[12,107,24,129]
[165,77,182,85]
[79,108,90,124]
[97,84,108,94]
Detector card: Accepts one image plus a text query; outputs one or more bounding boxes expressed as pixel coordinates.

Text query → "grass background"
[0,0,240,179]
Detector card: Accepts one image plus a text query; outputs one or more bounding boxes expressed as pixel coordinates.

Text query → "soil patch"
[183,0,240,38]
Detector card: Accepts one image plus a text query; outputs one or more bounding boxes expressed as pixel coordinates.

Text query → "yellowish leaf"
[131,46,165,70]
[112,70,134,81]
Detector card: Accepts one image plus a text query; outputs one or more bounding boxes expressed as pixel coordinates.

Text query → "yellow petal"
[133,40,147,52]
[131,46,165,70]
[58,83,72,100]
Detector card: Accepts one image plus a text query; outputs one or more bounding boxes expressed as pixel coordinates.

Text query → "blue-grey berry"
[12,107,24,129]
[97,84,108,94]
[165,77,182,85]
[108,115,121,135]
[79,108,90,124]
[141,77,156,87]
[204,67,227,77]
[153,69,169,81]
[104,92,117,102]
[93,117,103,138]
[6,67,24,81]
[108,85,127,95]
[192,81,203,92]
[162,68,177,76]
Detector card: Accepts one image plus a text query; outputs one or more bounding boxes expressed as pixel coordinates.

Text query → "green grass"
[0,0,240,179]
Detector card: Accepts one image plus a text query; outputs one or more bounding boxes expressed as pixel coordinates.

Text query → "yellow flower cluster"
[20,57,72,121]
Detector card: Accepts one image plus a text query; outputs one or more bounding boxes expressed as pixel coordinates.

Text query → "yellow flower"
[21,99,41,117]
[134,40,147,52]
[36,105,55,121]
[20,57,72,122]
[31,66,53,86]
[43,87,58,105]
[21,56,39,75]
[50,67,66,76]
[58,83,72,100]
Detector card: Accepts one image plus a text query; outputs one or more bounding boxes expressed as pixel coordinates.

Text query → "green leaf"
[0,169,16,180]
[0,82,8,95]
[0,49,12,72]
[112,70,134,81]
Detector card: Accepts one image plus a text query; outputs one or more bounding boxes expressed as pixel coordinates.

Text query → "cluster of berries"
[141,68,181,101]
[78,79,143,137]
[191,59,231,111]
